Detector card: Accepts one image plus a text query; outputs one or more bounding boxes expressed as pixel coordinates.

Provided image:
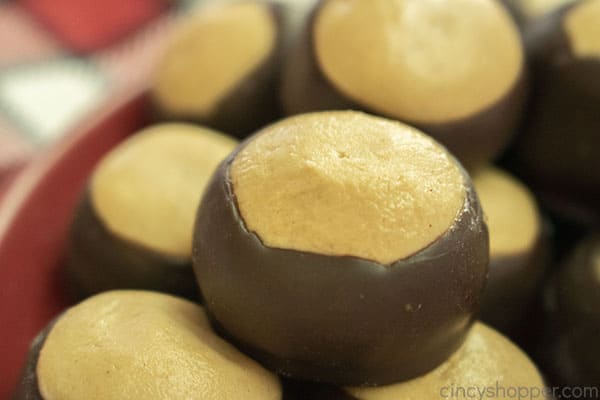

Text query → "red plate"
[0,92,148,399]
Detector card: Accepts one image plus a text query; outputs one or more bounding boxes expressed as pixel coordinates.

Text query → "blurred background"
[0,0,207,198]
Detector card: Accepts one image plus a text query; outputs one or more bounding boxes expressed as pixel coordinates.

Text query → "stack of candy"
[6,0,600,398]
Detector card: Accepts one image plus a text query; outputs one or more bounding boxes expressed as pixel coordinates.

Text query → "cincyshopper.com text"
[440,382,599,399]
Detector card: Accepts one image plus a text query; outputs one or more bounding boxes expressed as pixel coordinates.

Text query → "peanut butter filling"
[153,1,276,116]
[314,0,522,124]
[92,123,237,258]
[473,167,540,257]
[565,0,600,59]
[37,291,281,400]
[346,323,545,400]
[231,111,466,265]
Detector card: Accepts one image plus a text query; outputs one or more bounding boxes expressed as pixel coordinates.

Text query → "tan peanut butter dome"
[36,291,281,400]
[313,0,523,124]
[152,1,277,117]
[345,323,545,400]
[91,124,237,258]
[472,167,540,257]
[565,0,600,58]
[230,111,466,265]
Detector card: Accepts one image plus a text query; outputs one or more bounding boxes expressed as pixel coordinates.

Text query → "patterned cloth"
[0,0,191,196]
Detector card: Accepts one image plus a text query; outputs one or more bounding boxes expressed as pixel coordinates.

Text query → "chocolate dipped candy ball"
[193,111,489,386]
[281,0,526,168]
[13,291,282,400]
[151,0,283,137]
[513,0,600,225]
[67,123,236,300]
[545,234,600,386]
[473,167,548,333]
[283,323,546,400]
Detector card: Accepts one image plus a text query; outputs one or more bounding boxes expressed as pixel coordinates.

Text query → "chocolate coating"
[12,323,51,400]
[543,234,600,387]
[280,1,527,168]
[282,322,547,400]
[66,192,199,300]
[193,140,489,385]
[501,0,580,25]
[480,236,549,333]
[282,380,352,400]
[513,1,600,223]
[545,330,600,390]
